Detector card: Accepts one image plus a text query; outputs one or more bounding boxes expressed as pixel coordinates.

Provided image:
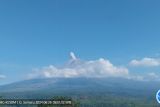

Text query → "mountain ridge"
[0,77,159,99]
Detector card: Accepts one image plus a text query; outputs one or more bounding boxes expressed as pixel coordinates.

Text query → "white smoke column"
[70,52,77,60]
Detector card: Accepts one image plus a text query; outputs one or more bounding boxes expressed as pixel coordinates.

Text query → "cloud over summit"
[29,52,129,79]
[28,53,160,81]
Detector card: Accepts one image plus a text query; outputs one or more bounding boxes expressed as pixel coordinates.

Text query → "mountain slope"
[0,77,159,99]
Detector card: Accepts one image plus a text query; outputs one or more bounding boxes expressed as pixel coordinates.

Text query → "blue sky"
[0,0,160,84]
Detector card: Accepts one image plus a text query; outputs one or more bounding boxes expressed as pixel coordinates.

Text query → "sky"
[0,0,160,85]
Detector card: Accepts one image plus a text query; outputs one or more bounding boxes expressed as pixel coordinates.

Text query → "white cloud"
[28,52,129,79]
[129,57,160,67]
[28,53,160,81]
[129,72,160,81]
[146,72,159,80]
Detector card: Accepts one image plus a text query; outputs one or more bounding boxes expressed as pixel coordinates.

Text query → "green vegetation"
[77,95,159,107]
[0,95,159,107]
